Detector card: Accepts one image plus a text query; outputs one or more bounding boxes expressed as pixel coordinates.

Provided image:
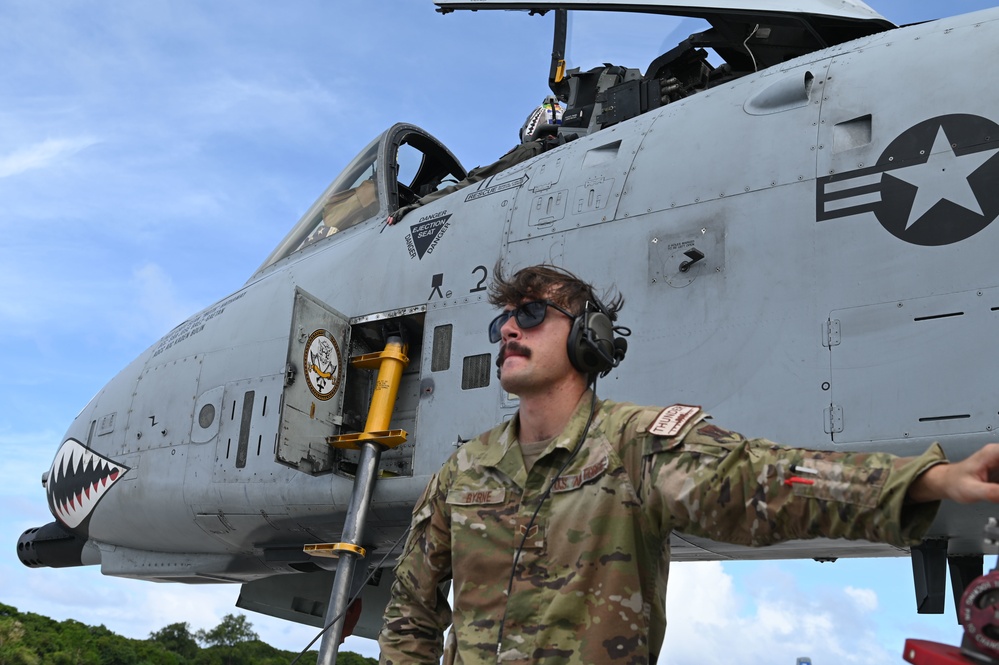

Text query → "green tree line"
[0,604,375,665]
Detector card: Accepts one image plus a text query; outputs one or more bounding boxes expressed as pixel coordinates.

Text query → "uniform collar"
[478,390,600,473]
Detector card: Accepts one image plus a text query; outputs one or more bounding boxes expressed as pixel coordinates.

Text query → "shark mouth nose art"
[47,439,129,530]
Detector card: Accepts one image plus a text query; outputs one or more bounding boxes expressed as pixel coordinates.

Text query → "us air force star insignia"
[816,114,999,246]
[890,126,997,231]
[648,404,702,437]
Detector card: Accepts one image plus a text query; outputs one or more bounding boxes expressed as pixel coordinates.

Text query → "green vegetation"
[0,604,375,665]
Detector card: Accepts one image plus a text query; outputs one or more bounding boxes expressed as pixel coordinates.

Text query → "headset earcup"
[566,314,586,372]
[567,311,615,374]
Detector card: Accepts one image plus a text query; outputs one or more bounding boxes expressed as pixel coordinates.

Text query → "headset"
[566,297,630,377]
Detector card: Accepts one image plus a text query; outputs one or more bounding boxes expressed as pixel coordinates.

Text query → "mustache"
[496,341,531,367]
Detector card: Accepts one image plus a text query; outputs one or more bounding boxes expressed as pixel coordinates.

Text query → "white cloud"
[756,601,796,637]
[138,585,242,634]
[845,586,880,613]
[0,428,61,500]
[0,256,194,353]
[183,74,341,129]
[103,262,201,344]
[0,137,98,178]
[660,561,894,665]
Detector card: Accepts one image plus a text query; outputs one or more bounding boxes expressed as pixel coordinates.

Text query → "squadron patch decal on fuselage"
[816,114,999,246]
[304,329,342,401]
[406,211,452,260]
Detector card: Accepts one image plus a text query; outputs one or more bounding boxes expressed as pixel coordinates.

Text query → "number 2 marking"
[470,265,488,293]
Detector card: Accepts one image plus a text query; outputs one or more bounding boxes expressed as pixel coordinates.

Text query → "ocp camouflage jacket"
[379,395,944,664]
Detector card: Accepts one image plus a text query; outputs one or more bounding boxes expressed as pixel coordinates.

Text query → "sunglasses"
[488,300,574,343]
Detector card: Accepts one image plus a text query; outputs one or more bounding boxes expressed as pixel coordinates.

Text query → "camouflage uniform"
[379,396,944,664]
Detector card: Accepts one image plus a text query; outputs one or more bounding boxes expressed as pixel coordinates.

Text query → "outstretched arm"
[907,443,999,504]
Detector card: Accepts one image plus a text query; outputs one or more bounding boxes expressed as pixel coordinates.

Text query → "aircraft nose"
[46,438,129,531]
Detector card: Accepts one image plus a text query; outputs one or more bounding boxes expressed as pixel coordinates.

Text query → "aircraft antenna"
[743,24,760,72]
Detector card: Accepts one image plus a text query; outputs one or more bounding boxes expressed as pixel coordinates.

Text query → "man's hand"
[908,443,999,504]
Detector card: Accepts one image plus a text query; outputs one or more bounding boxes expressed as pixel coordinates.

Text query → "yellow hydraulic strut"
[327,337,410,450]
[308,334,411,665]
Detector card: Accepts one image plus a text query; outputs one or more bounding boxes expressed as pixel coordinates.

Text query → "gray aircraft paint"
[18,0,999,644]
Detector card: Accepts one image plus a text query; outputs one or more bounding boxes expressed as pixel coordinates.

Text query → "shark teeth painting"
[46,439,128,531]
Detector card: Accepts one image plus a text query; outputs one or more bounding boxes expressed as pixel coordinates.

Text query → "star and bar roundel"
[816,114,999,246]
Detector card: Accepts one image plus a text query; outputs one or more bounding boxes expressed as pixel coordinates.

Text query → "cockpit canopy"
[436,0,893,137]
[253,123,466,277]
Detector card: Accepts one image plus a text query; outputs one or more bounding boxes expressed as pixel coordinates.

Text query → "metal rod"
[316,334,409,664]
[316,439,383,664]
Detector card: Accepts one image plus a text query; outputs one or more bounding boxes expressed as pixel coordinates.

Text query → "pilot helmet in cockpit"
[520,95,563,143]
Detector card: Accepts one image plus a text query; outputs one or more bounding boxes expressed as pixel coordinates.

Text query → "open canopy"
[434,0,892,27]
[436,0,894,137]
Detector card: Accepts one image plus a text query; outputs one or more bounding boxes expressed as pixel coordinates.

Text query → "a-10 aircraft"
[16,0,999,660]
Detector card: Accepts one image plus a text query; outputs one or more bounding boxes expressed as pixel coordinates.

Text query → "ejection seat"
[560,64,642,135]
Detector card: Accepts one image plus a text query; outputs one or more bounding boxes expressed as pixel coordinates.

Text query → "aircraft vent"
[461,354,491,390]
[432,324,452,372]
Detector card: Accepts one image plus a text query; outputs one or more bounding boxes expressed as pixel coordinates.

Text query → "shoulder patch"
[648,404,702,437]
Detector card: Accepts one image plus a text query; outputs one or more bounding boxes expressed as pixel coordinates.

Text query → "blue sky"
[2,1,998,662]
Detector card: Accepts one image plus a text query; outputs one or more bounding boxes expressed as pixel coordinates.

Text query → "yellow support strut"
[310,334,411,663]
[327,338,410,450]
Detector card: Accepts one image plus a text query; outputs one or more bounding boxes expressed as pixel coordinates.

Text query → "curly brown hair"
[487,262,624,320]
